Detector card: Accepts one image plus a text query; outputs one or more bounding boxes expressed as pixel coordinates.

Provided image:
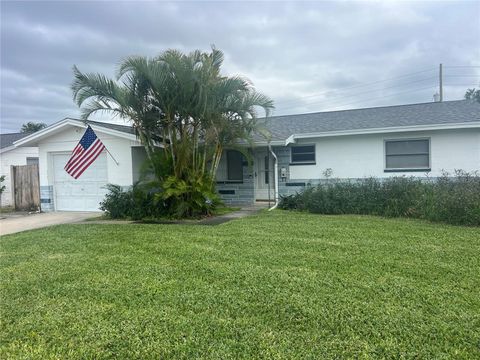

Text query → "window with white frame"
[291,145,315,164]
[385,138,430,171]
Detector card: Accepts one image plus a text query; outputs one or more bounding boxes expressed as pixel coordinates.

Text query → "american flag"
[64,125,106,179]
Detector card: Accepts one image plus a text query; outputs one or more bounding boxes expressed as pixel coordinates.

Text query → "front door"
[254,150,274,201]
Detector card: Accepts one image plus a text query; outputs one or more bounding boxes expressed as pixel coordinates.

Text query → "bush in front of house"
[99,176,221,220]
[279,171,480,226]
[99,183,167,220]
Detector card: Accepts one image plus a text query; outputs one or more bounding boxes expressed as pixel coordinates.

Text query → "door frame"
[254,149,274,201]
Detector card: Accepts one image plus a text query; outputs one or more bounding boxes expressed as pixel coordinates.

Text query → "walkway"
[0,212,99,236]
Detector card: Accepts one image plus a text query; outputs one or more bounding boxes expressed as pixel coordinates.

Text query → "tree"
[71,47,274,217]
[465,88,480,103]
[21,122,47,133]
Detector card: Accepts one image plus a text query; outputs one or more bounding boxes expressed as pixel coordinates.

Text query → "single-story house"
[0,133,39,207]
[14,100,480,211]
[14,119,146,211]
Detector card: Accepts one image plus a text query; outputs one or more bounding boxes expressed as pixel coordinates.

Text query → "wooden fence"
[11,164,40,211]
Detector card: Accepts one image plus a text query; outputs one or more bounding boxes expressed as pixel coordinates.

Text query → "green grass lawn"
[1,211,479,359]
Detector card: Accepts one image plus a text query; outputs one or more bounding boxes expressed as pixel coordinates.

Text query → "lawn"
[1,211,479,359]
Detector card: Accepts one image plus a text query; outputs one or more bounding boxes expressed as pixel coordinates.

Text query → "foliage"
[279,172,480,226]
[99,183,166,220]
[0,175,6,196]
[159,173,220,218]
[1,212,479,358]
[20,122,47,133]
[72,47,273,217]
[464,87,480,102]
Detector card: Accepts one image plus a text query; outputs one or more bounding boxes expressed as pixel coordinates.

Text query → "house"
[13,119,146,211]
[13,100,480,211]
[215,100,480,205]
[0,133,39,207]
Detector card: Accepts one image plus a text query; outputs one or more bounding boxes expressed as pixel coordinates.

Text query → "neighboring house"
[13,100,480,211]
[14,119,146,211]
[0,133,39,207]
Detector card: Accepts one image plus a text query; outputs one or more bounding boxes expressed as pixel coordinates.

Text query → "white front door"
[53,153,108,211]
[254,150,274,201]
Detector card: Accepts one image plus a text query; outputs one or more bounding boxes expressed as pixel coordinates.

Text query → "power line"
[443,65,480,68]
[275,85,437,115]
[276,67,436,106]
[276,76,437,111]
[444,75,480,78]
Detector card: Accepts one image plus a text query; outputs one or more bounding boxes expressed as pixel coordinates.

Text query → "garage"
[53,152,108,211]
[13,118,145,212]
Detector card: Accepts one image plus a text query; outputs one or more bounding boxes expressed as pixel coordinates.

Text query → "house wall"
[215,152,255,205]
[37,126,140,211]
[275,128,480,196]
[0,147,39,206]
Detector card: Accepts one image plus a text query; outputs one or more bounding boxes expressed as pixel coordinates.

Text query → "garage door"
[53,153,108,211]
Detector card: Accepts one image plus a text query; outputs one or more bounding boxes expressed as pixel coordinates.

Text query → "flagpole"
[105,148,120,166]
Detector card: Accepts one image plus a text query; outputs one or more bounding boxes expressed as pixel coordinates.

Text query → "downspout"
[268,144,279,211]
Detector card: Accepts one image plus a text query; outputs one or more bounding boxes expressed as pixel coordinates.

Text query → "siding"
[288,129,480,180]
[36,126,142,211]
[0,147,39,206]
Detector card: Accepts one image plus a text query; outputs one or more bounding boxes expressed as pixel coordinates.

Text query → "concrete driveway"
[0,212,100,236]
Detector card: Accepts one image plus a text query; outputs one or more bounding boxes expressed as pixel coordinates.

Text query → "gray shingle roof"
[262,100,480,141]
[0,132,32,149]
[79,119,136,135]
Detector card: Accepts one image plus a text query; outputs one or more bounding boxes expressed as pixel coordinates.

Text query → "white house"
[13,100,480,211]
[14,118,146,211]
[215,100,480,205]
[0,133,39,207]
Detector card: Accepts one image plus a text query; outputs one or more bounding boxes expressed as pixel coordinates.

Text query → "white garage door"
[53,153,108,211]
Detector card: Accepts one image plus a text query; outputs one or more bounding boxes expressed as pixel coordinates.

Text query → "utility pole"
[439,63,443,102]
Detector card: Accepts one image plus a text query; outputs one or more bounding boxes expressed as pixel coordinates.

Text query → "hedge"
[279,171,480,226]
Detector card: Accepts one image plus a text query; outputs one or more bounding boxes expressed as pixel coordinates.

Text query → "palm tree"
[72,47,273,178]
[71,47,274,216]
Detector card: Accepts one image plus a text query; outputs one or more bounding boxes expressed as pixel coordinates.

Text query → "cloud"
[1,0,479,132]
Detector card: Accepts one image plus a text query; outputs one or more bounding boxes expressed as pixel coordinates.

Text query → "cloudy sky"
[1,0,479,132]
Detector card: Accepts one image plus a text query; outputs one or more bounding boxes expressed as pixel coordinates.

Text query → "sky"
[1,0,479,132]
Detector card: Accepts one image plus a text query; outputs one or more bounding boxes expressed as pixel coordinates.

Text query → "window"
[291,145,315,164]
[226,150,243,181]
[26,157,39,165]
[385,139,430,171]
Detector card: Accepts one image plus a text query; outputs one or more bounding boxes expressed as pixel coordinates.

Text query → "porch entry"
[254,149,274,201]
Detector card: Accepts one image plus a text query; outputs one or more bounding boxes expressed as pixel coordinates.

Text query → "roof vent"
[433,93,441,102]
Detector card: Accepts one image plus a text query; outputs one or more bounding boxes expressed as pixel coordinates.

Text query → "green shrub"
[99,183,166,220]
[279,172,480,226]
[159,171,220,218]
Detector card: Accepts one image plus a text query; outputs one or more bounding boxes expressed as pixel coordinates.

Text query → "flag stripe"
[69,140,105,177]
[64,145,83,170]
[72,145,105,179]
[64,126,108,179]
[68,139,104,176]
[66,139,102,173]
[70,144,105,179]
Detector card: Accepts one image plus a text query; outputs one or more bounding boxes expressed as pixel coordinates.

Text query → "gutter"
[268,144,279,211]
[284,121,480,145]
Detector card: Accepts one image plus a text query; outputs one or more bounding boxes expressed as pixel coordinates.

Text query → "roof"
[13,118,140,147]
[263,100,480,142]
[1,132,32,150]
[82,119,135,135]
[12,100,480,148]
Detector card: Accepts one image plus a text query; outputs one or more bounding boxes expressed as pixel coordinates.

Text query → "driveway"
[0,212,100,236]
